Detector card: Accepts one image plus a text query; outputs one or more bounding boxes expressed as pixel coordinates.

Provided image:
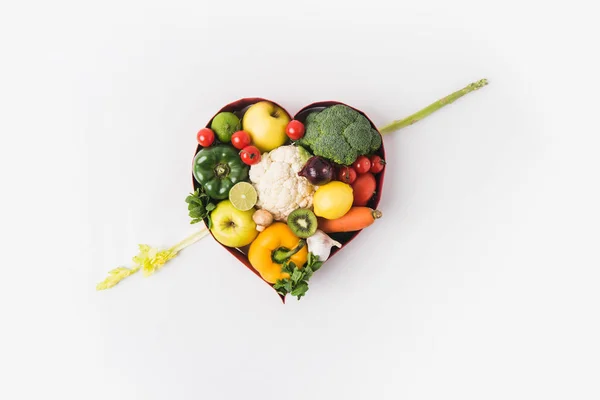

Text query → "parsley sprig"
[185,188,216,227]
[273,252,324,300]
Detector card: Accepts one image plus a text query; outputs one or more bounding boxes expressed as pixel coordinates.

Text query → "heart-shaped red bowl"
[192,98,386,302]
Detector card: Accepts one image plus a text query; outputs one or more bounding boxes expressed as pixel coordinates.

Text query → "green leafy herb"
[290,269,303,284]
[185,188,216,228]
[307,252,323,272]
[291,282,309,298]
[273,253,324,300]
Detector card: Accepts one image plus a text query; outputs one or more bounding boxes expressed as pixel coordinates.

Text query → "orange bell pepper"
[248,222,308,283]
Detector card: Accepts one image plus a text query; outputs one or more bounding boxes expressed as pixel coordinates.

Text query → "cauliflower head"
[249,145,315,221]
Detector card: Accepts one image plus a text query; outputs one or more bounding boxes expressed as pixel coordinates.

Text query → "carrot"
[317,207,383,233]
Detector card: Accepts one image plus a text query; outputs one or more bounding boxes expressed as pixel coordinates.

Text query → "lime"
[211,112,241,143]
[228,182,258,211]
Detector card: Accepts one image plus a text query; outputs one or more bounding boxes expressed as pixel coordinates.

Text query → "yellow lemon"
[313,181,353,220]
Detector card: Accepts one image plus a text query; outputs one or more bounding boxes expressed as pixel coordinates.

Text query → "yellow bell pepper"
[248,222,308,283]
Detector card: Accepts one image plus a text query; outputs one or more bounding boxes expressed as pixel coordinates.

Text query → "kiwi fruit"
[287,208,318,238]
[211,112,241,143]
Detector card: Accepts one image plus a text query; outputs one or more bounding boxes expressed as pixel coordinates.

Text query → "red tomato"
[351,172,376,206]
[240,145,261,165]
[337,166,357,184]
[352,156,371,174]
[369,155,385,174]
[286,120,305,140]
[196,128,215,147]
[231,131,251,150]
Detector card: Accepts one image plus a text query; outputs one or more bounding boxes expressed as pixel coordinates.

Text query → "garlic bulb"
[306,230,342,262]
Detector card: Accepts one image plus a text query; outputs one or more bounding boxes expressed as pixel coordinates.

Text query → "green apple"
[210,200,258,248]
[242,101,291,152]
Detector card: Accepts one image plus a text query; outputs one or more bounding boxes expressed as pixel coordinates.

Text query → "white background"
[1,1,599,399]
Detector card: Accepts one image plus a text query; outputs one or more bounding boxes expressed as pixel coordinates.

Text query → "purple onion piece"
[298,156,334,186]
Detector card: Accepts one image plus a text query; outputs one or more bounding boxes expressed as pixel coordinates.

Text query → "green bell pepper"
[193,145,249,200]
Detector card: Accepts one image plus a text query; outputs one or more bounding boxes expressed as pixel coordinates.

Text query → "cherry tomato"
[196,128,215,147]
[337,166,357,184]
[240,145,261,165]
[369,155,386,174]
[286,120,305,140]
[352,156,371,174]
[231,130,251,150]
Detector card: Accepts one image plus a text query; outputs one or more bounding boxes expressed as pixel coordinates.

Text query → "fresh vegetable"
[231,130,251,150]
[240,145,261,165]
[287,208,318,238]
[297,104,382,165]
[196,128,215,147]
[185,188,216,227]
[248,222,308,284]
[248,145,315,221]
[96,228,209,290]
[228,182,258,211]
[351,172,376,206]
[193,145,249,200]
[210,200,258,248]
[252,209,273,232]
[317,207,382,233]
[306,230,341,261]
[273,252,322,300]
[242,101,291,152]
[298,156,334,186]
[286,120,305,140]
[313,181,353,220]
[352,155,371,174]
[369,155,385,173]
[378,78,489,134]
[211,112,241,143]
[337,166,357,184]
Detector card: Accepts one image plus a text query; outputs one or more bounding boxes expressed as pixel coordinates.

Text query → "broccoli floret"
[298,105,382,165]
[300,111,321,147]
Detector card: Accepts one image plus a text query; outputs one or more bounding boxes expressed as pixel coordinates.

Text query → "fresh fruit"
[352,155,371,174]
[209,200,258,248]
[211,112,241,143]
[228,182,258,212]
[240,145,261,165]
[287,208,318,238]
[317,207,382,233]
[231,130,251,150]
[193,145,249,200]
[286,120,305,140]
[313,181,353,220]
[196,128,215,147]
[369,155,385,173]
[242,101,291,152]
[337,166,357,184]
[351,172,376,206]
